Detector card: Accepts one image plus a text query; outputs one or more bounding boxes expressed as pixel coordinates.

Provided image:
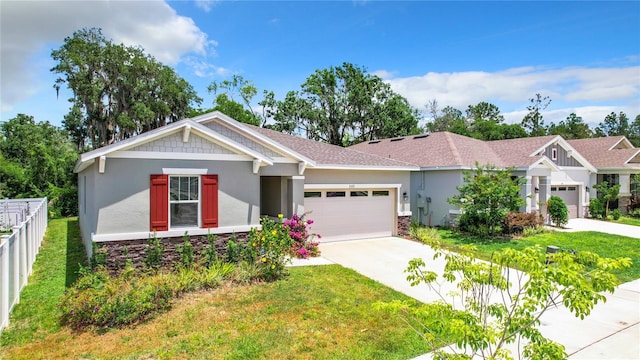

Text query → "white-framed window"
[169,175,200,228]
[551,147,558,161]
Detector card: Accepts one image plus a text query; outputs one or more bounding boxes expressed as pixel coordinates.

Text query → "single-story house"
[75,111,416,261]
[350,132,598,226]
[568,136,640,212]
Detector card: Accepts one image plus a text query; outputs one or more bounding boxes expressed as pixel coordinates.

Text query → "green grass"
[612,216,640,227]
[1,217,441,359]
[437,229,640,283]
[0,217,87,347]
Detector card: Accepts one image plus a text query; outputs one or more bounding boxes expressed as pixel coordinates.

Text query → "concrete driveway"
[310,236,640,359]
[558,218,640,239]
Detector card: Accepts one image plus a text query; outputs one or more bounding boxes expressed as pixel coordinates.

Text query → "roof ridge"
[444,132,463,165]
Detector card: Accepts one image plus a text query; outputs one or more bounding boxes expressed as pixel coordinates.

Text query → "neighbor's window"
[373,190,389,196]
[170,176,199,227]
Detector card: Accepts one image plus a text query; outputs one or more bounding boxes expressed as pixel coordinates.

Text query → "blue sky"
[1,1,639,129]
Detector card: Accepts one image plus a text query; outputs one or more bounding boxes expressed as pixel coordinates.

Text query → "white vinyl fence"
[0,198,48,333]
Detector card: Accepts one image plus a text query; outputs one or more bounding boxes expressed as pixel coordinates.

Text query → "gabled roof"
[568,137,640,170]
[74,118,273,173]
[75,111,419,173]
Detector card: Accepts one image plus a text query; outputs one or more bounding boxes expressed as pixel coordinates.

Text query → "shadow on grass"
[66,218,88,288]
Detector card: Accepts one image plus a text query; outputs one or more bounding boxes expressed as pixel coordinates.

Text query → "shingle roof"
[248,125,418,168]
[349,132,551,168]
[568,137,640,169]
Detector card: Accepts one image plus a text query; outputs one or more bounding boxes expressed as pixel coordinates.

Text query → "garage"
[551,185,579,218]
[303,188,396,242]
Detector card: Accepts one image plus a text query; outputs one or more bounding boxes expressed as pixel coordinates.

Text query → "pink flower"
[307,219,314,225]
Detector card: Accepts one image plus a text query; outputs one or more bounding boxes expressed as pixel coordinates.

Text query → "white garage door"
[551,185,579,218]
[303,188,395,242]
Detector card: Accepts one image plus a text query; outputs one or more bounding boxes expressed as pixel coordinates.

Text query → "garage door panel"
[551,186,579,219]
[304,189,394,242]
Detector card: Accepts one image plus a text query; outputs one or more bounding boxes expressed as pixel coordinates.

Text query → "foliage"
[190,75,262,125]
[594,181,621,218]
[176,232,194,269]
[546,196,569,227]
[378,239,631,359]
[225,235,241,263]
[144,232,164,270]
[5,266,437,359]
[449,164,525,237]
[203,231,219,266]
[547,113,593,139]
[589,198,606,219]
[51,28,201,150]
[266,62,421,146]
[611,209,622,221]
[0,114,78,216]
[521,93,551,137]
[630,209,640,219]
[247,216,294,280]
[410,225,442,245]
[283,213,320,258]
[501,212,544,235]
[436,228,640,283]
[425,100,526,140]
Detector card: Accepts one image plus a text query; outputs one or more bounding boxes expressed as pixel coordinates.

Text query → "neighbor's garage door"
[551,185,579,218]
[303,188,395,242]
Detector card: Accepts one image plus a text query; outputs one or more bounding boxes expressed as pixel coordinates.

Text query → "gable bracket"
[298,161,307,175]
[182,124,191,143]
[253,159,262,174]
[98,155,106,174]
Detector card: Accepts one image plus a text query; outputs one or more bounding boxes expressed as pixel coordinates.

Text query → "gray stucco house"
[350,132,623,226]
[74,111,416,259]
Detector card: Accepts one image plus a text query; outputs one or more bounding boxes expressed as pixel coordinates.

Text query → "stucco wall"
[85,158,262,239]
[410,170,464,227]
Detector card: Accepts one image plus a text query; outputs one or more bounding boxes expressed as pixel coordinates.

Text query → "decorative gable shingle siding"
[204,121,280,157]
[130,132,235,154]
[542,145,581,167]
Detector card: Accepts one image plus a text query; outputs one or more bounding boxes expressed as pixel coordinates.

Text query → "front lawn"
[612,216,640,227]
[1,217,439,359]
[437,229,640,283]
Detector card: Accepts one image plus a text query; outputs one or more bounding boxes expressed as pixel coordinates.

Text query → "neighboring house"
[350,132,597,226]
[75,111,416,260]
[568,136,640,213]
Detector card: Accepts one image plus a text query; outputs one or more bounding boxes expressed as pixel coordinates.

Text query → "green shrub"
[60,266,173,329]
[589,198,606,219]
[225,236,241,263]
[410,226,442,246]
[502,212,543,235]
[611,209,622,220]
[630,208,640,219]
[247,216,295,280]
[547,196,569,227]
[145,232,164,269]
[203,232,219,266]
[176,232,194,269]
[522,226,549,237]
[90,243,107,269]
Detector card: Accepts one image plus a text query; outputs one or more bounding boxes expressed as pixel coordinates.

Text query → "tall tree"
[51,28,201,150]
[207,75,260,126]
[270,62,420,146]
[521,93,551,137]
[547,113,593,139]
[425,105,469,134]
[465,102,527,140]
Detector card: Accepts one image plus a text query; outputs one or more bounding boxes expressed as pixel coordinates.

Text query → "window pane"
[373,190,389,196]
[350,191,368,197]
[171,203,198,227]
[568,186,576,191]
[326,191,346,198]
[304,191,321,198]
[179,177,190,200]
[170,177,179,201]
[190,176,199,200]
[559,187,567,191]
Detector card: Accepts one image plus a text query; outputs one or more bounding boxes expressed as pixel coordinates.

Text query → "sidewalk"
[556,218,640,239]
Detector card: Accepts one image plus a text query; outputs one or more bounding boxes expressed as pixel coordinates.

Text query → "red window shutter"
[201,174,219,228]
[150,174,169,231]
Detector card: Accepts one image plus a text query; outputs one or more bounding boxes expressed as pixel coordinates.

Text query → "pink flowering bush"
[283,213,320,259]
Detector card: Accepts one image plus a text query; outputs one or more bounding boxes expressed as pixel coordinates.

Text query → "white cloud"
[382,65,640,125]
[0,0,216,111]
[195,0,218,12]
